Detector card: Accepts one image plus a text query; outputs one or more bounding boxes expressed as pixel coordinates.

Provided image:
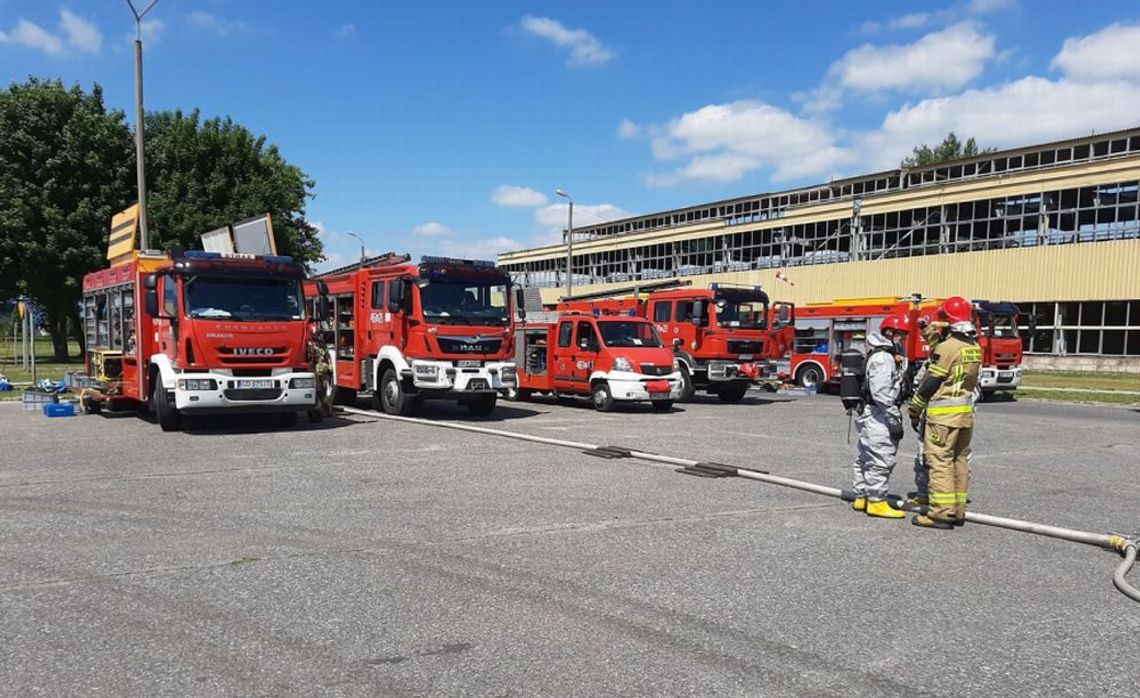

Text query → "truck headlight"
[289,377,315,389]
[414,364,440,381]
[177,378,217,391]
[613,356,633,372]
[672,358,681,371]
[501,366,517,384]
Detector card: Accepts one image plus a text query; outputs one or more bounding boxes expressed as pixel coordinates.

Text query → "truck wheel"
[677,366,696,402]
[333,386,357,406]
[796,364,824,389]
[591,382,615,412]
[717,384,749,403]
[379,368,415,416]
[651,400,674,412]
[153,381,182,432]
[467,393,497,416]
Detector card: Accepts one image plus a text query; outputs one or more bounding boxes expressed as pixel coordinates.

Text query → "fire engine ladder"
[557,278,692,303]
[313,252,412,279]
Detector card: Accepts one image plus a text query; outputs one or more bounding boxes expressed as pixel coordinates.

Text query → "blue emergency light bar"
[710,282,763,292]
[421,255,496,268]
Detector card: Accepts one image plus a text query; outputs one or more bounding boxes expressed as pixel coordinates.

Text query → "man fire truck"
[786,296,1029,399]
[80,206,320,431]
[559,283,793,403]
[306,254,517,416]
[509,296,682,411]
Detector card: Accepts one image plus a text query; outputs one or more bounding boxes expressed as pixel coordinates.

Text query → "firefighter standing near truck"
[908,297,982,529]
[908,309,947,506]
[851,314,910,519]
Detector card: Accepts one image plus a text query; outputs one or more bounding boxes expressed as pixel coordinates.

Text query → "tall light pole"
[126,0,159,250]
[556,189,573,298]
[346,232,366,263]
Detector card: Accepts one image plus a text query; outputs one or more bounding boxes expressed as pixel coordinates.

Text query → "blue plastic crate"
[43,403,76,418]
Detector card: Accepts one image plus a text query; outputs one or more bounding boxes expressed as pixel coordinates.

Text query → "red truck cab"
[305,254,517,416]
[511,310,681,411]
[971,300,1030,395]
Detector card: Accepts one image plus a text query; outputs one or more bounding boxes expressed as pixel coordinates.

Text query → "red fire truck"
[306,254,517,416]
[80,209,320,431]
[509,308,681,411]
[785,296,1030,398]
[558,283,793,402]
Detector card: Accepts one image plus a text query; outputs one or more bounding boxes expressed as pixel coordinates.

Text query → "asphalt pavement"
[1,392,1138,696]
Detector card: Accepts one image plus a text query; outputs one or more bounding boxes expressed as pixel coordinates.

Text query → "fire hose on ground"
[339,406,1140,604]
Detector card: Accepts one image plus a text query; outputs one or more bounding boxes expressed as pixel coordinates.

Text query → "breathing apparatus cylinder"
[839,348,865,411]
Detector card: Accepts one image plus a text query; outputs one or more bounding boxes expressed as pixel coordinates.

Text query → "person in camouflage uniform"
[307,336,332,421]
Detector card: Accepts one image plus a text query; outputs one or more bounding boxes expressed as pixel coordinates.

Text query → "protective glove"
[910,412,921,432]
[888,415,905,442]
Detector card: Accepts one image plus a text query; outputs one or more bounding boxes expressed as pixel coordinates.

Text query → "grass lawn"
[1016,389,1140,406]
[0,338,83,400]
[1020,370,1140,392]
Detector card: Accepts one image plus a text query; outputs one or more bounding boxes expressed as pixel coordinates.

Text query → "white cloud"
[337,23,356,39]
[60,10,101,54]
[642,100,853,185]
[535,202,634,232]
[434,236,525,260]
[889,13,930,30]
[1051,23,1140,82]
[857,77,1140,170]
[188,11,250,36]
[491,185,549,207]
[969,0,1016,14]
[520,16,615,67]
[141,18,165,44]
[0,10,103,56]
[832,23,996,93]
[617,118,641,139]
[413,222,452,236]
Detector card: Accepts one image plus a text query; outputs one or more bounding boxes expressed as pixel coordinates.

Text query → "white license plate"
[739,354,753,360]
[457,360,482,367]
[235,379,275,389]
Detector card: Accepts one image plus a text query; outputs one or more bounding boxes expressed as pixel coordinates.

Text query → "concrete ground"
[1,392,1138,697]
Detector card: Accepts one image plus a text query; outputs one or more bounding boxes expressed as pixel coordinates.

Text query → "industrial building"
[498,128,1140,371]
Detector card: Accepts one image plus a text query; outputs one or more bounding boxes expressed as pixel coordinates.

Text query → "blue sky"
[2,1,1139,269]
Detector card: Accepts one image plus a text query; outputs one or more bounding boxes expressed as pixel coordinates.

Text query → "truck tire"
[651,400,674,412]
[467,393,497,416]
[278,411,298,427]
[379,368,415,416]
[677,366,696,402]
[153,381,182,432]
[591,381,616,412]
[796,364,824,389]
[717,383,749,403]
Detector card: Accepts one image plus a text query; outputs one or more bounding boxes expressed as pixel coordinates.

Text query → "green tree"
[144,109,322,265]
[0,78,135,360]
[901,131,993,168]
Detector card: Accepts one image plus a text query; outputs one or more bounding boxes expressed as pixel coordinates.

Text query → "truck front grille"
[223,388,282,401]
[727,340,763,354]
[639,364,672,376]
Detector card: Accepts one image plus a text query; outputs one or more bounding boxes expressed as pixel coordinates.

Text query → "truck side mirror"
[316,280,329,297]
[774,302,794,329]
[144,288,159,317]
[514,287,527,321]
[387,278,406,314]
[672,337,683,350]
[143,273,158,290]
[317,296,331,322]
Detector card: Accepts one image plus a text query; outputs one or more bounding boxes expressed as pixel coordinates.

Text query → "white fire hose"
[340,406,1140,604]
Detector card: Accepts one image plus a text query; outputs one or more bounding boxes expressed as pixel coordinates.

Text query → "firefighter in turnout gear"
[908,309,948,506]
[908,297,982,529]
[851,315,910,519]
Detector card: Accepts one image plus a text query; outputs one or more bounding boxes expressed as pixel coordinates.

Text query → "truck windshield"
[598,321,663,348]
[985,313,1019,338]
[183,276,304,321]
[716,299,769,329]
[420,281,509,326]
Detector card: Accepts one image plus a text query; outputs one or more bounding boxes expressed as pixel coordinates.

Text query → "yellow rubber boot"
[866,500,905,519]
[852,497,866,511]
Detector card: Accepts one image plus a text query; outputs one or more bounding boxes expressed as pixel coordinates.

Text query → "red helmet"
[880,313,909,333]
[940,296,974,323]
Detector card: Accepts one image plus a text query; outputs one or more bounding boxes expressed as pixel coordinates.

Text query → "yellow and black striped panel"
[107,204,139,262]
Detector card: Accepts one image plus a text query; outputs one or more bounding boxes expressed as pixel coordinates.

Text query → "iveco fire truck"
[948,299,1031,396]
[558,284,793,402]
[306,254,517,416]
[80,206,320,431]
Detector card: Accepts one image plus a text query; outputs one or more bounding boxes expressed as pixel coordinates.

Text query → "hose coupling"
[1106,534,1138,555]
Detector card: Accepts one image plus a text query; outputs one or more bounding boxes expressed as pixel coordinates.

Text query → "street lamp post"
[346,232,366,263]
[126,0,160,250]
[556,189,573,298]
